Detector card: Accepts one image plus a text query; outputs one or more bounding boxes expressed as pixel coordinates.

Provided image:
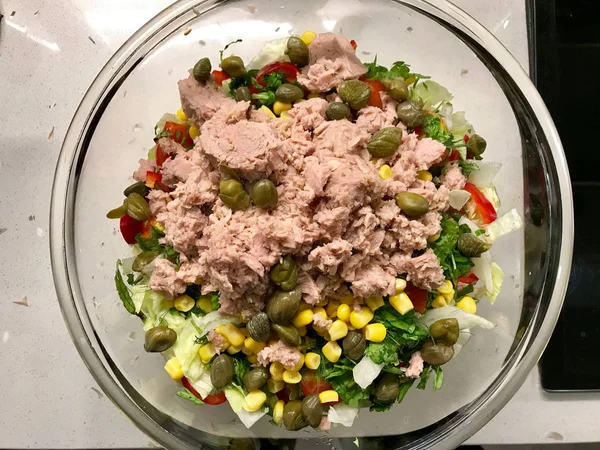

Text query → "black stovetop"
[531,0,600,391]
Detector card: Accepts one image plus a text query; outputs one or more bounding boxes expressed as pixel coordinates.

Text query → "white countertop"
[0,0,590,447]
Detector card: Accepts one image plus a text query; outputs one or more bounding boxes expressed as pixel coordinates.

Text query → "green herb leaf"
[194,335,209,346]
[422,113,461,150]
[263,71,286,90]
[115,260,136,314]
[456,284,474,298]
[429,213,474,283]
[329,372,372,407]
[252,91,276,106]
[364,56,429,82]
[155,130,172,139]
[176,388,205,405]
[233,356,252,386]
[369,400,393,412]
[210,292,220,311]
[432,366,444,390]
[416,366,431,390]
[135,227,164,252]
[163,245,180,267]
[397,379,414,403]
[365,338,399,365]
[458,160,479,177]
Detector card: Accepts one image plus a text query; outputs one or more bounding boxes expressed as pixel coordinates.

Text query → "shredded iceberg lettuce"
[448,111,473,137]
[472,251,493,293]
[247,37,290,70]
[486,208,523,242]
[328,404,360,427]
[478,185,501,210]
[224,384,266,428]
[411,80,453,110]
[353,357,384,389]
[483,263,504,304]
[416,306,495,330]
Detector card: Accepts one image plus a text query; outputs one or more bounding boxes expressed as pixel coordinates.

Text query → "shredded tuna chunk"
[257,340,302,370]
[149,258,187,298]
[400,249,445,290]
[441,162,468,190]
[403,351,424,378]
[133,158,156,182]
[208,329,228,354]
[312,313,333,332]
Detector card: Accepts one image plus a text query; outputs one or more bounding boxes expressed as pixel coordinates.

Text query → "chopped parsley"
[115,260,136,314]
[176,388,205,405]
[429,213,474,283]
[422,113,464,151]
[135,227,164,251]
[194,334,209,346]
[458,160,479,177]
[364,57,429,83]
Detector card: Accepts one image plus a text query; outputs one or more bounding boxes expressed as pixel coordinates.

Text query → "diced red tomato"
[404,282,427,313]
[163,122,193,149]
[212,69,230,87]
[350,39,357,50]
[413,126,425,138]
[181,377,227,405]
[119,214,143,244]
[140,217,157,239]
[155,181,173,193]
[457,272,479,285]
[155,143,169,167]
[463,182,498,225]
[447,149,461,161]
[364,79,386,109]
[145,171,162,189]
[255,61,300,85]
[463,134,470,143]
[301,371,333,396]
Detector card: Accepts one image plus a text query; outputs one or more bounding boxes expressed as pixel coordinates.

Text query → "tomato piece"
[405,282,428,313]
[119,214,143,244]
[255,61,300,85]
[155,143,169,168]
[364,79,386,109]
[447,149,461,161]
[145,171,162,189]
[181,377,202,398]
[140,217,157,239]
[457,272,479,285]
[350,39,357,50]
[163,122,193,149]
[181,377,227,405]
[463,182,498,226]
[463,134,470,143]
[301,371,333,396]
[212,69,230,87]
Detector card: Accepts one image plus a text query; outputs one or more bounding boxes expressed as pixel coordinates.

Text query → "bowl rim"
[50,0,574,448]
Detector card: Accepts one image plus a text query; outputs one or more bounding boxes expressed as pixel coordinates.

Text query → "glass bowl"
[50,0,573,448]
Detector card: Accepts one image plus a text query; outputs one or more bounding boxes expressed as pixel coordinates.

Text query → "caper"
[247,312,271,342]
[124,181,149,197]
[387,78,409,101]
[144,326,177,353]
[243,367,269,391]
[251,179,278,210]
[132,250,160,272]
[272,324,301,347]
[220,56,247,78]
[367,127,403,158]
[219,179,250,210]
[325,102,352,121]
[430,318,459,346]
[193,57,212,82]
[234,86,252,102]
[421,340,454,365]
[338,80,371,111]
[270,256,298,291]
[106,201,128,219]
[266,289,301,324]
[275,84,304,103]
[466,134,487,158]
[282,400,307,431]
[283,383,301,401]
[219,164,241,181]
[286,37,309,67]
[210,354,234,389]
[457,233,491,257]
[395,192,429,218]
[375,373,400,404]
[343,330,366,361]
[301,394,323,428]
[396,100,425,127]
[126,192,152,221]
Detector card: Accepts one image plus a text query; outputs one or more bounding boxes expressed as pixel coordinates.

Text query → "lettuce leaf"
[411,80,453,109]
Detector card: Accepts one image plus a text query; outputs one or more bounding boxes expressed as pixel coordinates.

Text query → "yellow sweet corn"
[305,352,321,370]
[389,292,414,315]
[319,390,339,404]
[258,105,276,118]
[247,353,258,364]
[349,307,374,329]
[298,301,312,312]
[427,233,440,243]
[312,306,327,320]
[198,343,216,363]
[164,357,183,380]
[197,295,213,313]
[283,370,302,384]
[174,294,195,312]
[292,309,314,328]
[456,296,477,314]
[443,288,455,303]
[417,170,433,182]
[316,298,329,307]
[432,295,448,308]
[267,339,279,347]
[176,108,188,122]
[322,341,342,363]
[244,337,266,354]
[268,378,284,393]
[273,101,292,116]
[227,344,243,355]
[300,30,317,46]
[270,362,285,381]
[365,296,385,311]
[395,278,407,294]
[339,295,355,306]
[337,304,351,322]
[378,164,393,180]
[217,323,246,347]
[244,389,267,412]
[437,280,454,295]
[307,92,322,99]
[364,323,387,342]
[326,299,340,318]
[155,222,166,232]
[293,354,305,371]
[328,320,349,341]
[279,110,292,120]
[297,326,307,337]
[273,399,285,424]
[188,125,200,139]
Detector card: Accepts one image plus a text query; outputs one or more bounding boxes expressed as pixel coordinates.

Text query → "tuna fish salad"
[108,32,523,430]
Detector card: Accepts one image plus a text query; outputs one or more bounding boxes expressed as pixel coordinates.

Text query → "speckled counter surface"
[0,0,591,447]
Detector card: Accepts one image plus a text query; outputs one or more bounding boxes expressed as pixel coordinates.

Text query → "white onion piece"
[448,190,471,210]
[328,404,359,427]
[353,357,384,389]
[467,162,502,186]
[472,251,493,293]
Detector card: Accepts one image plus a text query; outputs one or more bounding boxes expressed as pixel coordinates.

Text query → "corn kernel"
[197,295,213,313]
[164,357,183,380]
[443,289,455,303]
[378,164,393,180]
[247,353,258,364]
[227,344,242,355]
[292,354,305,372]
[427,233,440,243]
[365,296,385,311]
[389,293,414,315]
[337,304,351,322]
[273,101,292,116]
[307,92,322,99]
[328,320,349,341]
[270,362,285,381]
[349,307,374,329]
[297,326,307,337]
[283,370,302,384]
[395,278,407,294]
[188,125,200,139]
[437,280,454,295]
[305,352,321,370]
[316,298,329,307]
[300,30,317,46]
[292,309,314,328]
[258,105,276,118]
[365,323,387,342]
[319,390,339,404]
[417,170,433,182]
[312,306,327,320]
[198,343,216,363]
[273,399,285,424]
[432,295,448,308]
[176,108,188,122]
[322,341,342,363]
[326,299,340,318]
[339,295,355,306]
[268,378,285,393]
[243,389,267,412]
[267,339,279,347]
[217,323,246,347]
[174,294,195,312]
[298,301,312,312]
[244,337,266,354]
[155,222,166,232]
[279,110,292,120]
[456,296,477,314]
[347,323,356,331]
